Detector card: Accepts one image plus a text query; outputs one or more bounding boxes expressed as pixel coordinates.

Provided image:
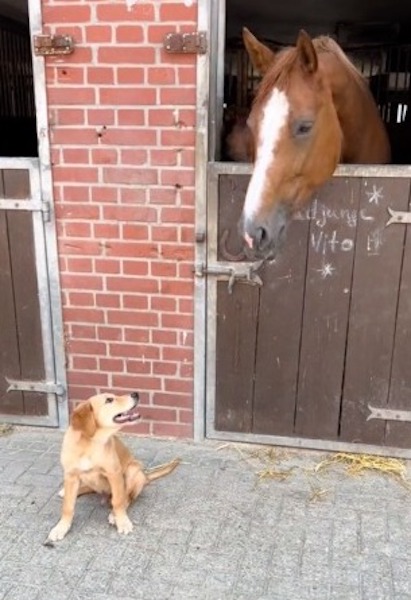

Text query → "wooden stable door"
[0,163,61,426]
[207,167,411,452]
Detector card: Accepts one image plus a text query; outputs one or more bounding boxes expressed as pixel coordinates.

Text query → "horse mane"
[253,35,366,109]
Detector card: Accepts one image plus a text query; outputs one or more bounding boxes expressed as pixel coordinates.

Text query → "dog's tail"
[145,458,180,482]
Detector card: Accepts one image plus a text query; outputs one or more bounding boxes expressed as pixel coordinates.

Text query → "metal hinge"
[42,201,51,223]
[195,260,264,294]
[386,207,411,226]
[163,32,207,54]
[33,34,74,56]
[6,377,65,398]
[367,404,411,423]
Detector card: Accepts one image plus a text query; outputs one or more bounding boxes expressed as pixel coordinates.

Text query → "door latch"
[194,260,264,294]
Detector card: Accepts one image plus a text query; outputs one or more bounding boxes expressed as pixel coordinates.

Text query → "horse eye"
[105,397,114,404]
[293,120,314,138]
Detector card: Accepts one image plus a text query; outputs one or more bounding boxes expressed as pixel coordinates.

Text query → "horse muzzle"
[241,205,290,259]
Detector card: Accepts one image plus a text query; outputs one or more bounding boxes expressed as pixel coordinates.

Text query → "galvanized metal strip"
[0,199,43,211]
[208,161,411,179]
[0,157,40,170]
[29,0,68,429]
[386,207,411,226]
[367,404,411,423]
[6,377,64,396]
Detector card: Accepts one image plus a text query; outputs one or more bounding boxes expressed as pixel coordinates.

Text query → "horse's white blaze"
[244,88,290,224]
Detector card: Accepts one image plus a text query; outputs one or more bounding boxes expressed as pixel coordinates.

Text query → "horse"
[240,28,391,259]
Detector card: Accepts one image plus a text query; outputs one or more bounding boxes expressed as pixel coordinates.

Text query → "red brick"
[161,280,193,297]
[57,204,99,220]
[62,148,89,164]
[111,374,160,390]
[161,130,195,147]
[103,168,158,186]
[153,392,192,409]
[120,188,147,204]
[88,109,115,126]
[100,88,156,106]
[179,410,193,424]
[160,88,196,105]
[151,296,176,312]
[120,149,148,165]
[57,67,84,85]
[43,5,91,23]
[151,262,177,277]
[179,298,193,313]
[106,277,159,294]
[117,109,145,126]
[96,293,121,308]
[107,309,158,326]
[52,128,98,146]
[99,358,124,373]
[64,308,105,324]
[162,347,192,362]
[86,26,113,43]
[69,371,108,388]
[63,274,103,291]
[60,241,100,258]
[148,109,176,127]
[95,259,121,275]
[106,242,159,259]
[68,386,100,400]
[103,206,157,222]
[148,67,176,85]
[88,67,115,85]
[91,187,118,203]
[94,223,120,238]
[48,87,95,105]
[161,207,194,224]
[141,407,177,422]
[96,4,155,22]
[161,169,195,187]
[116,25,144,43]
[180,363,194,378]
[67,292,95,307]
[55,109,85,126]
[104,128,157,146]
[178,67,196,85]
[98,47,155,64]
[181,149,195,167]
[152,422,193,438]
[126,361,152,375]
[69,341,107,356]
[124,328,150,343]
[97,326,123,341]
[152,226,178,242]
[122,294,149,309]
[122,224,149,240]
[150,149,178,166]
[152,330,177,345]
[65,222,92,238]
[67,257,93,273]
[123,261,149,276]
[153,362,177,376]
[117,67,145,85]
[164,378,193,394]
[149,188,177,205]
[91,149,118,164]
[49,47,93,65]
[71,324,96,339]
[148,25,172,44]
[53,166,98,183]
[72,356,98,371]
[160,3,197,21]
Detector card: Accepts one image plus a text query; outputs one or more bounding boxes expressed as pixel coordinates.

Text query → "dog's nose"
[130,392,139,401]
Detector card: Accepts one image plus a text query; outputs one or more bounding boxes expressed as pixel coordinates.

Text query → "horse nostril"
[255,226,268,249]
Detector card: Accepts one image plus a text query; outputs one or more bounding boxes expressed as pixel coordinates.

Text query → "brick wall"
[42,0,198,437]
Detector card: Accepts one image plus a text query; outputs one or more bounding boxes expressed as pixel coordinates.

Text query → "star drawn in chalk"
[316,263,335,279]
[366,185,384,205]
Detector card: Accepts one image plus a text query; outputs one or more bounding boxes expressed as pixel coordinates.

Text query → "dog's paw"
[47,520,70,542]
[115,515,133,535]
[108,512,116,526]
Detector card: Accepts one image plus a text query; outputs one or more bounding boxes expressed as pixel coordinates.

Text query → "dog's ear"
[71,402,97,438]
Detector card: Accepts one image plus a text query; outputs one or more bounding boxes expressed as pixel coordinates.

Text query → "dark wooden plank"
[214,280,259,433]
[4,170,47,416]
[0,190,25,415]
[218,174,250,262]
[340,177,410,445]
[252,217,310,435]
[294,178,361,440]
[384,184,411,448]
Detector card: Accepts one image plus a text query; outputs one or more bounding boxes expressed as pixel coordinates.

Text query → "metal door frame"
[0,0,68,427]
[194,0,411,457]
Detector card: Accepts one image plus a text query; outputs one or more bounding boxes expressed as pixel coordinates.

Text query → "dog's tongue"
[114,408,140,423]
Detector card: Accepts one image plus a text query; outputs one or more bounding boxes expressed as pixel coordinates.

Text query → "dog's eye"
[105,397,114,404]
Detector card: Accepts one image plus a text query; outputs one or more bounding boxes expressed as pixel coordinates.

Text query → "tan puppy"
[48,392,179,542]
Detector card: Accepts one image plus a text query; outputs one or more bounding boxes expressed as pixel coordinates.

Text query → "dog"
[47,392,179,542]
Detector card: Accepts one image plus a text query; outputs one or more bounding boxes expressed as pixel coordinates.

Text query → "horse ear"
[71,401,97,438]
[243,27,276,75]
[296,29,318,74]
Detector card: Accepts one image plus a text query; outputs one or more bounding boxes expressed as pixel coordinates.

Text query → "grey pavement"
[1,427,411,600]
